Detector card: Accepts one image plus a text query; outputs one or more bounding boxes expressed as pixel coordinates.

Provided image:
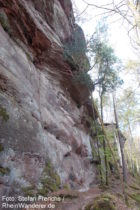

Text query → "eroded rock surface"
[0,0,96,197]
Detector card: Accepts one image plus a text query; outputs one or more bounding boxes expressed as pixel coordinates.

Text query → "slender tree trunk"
[93,99,120,175]
[90,92,103,184]
[96,134,103,184]
[127,118,133,142]
[100,93,103,120]
[93,98,128,202]
[100,93,108,186]
[127,118,133,172]
[112,94,127,183]
[103,137,108,185]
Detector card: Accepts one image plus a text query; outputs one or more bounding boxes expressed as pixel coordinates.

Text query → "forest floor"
[25,172,140,210]
[51,187,129,210]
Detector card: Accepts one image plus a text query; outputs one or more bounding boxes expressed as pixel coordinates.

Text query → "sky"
[72,0,140,137]
[73,0,137,61]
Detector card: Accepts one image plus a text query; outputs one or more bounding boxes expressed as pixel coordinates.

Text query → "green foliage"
[98,161,106,185]
[22,186,35,197]
[106,129,119,160]
[0,105,9,122]
[93,42,122,93]
[118,87,140,176]
[59,192,78,200]
[63,45,79,71]
[87,21,123,186]
[91,142,99,163]
[88,20,123,96]
[92,121,102,134]
[125,137,140,177]
[64,37,85,57]
[126,59,140,88]
[72,71,93,89]
[118,88,139,132]
[91,122,108,184]
[128,193,140,204]
[64,42,90,72]
[63,184,70,190]
[85,194,116,210]
[129,184,140,191]
[64,24,86,57]
[92,122,120,185]
[63,24,90,72]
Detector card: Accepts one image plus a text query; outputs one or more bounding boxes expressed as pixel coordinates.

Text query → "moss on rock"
[38,161,61,196]
[0,144,4,152]
[0,10,12,35]
[0,105,9,122]
[63,184,70,190]
[59,193,78,200]
[0,166,10,176]
[128,193,140,204]
[129,184,140,191]
[22,186,35,197]
[85,194,116,210]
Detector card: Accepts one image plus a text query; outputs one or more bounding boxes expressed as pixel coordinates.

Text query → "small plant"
[0,105,9,122]
[0,144,4,152]
[63,24,90,73]
[63,184,70,190]
[22,186,35,197]
[0,10,12,36]
[128,193,140,204]
[72,71,93,89]
[0,166,10,176]
[85,194,116,210]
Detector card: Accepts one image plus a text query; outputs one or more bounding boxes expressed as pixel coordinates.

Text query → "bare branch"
[75,4,89,18]
[82,0,115,12]
[81,0,133,26]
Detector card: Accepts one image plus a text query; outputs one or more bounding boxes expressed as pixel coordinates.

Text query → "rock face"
[0,0,96,196]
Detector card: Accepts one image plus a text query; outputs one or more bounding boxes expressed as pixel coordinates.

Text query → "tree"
[126,59,140,89]
[116,87,140,178]
[113,93,127,183]
[88,21,123,121]
[88,21,123,185]
[117,88,139,139]
[80,0,140,54]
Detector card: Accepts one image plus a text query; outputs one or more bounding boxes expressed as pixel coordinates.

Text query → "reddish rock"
[0,0,96,197]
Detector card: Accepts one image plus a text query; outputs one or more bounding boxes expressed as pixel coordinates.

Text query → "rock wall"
[0,0,96,197]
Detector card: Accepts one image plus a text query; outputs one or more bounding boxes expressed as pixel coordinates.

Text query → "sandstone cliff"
[0,0,96,197]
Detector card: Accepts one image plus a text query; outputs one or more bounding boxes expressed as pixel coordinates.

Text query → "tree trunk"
[103,137,108,185]
[100,92,103,120]
[90,92,103,184]
[127,118,133,142]
[112,93,127,183]
[100,93,108,186]
[93,99,120,175]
